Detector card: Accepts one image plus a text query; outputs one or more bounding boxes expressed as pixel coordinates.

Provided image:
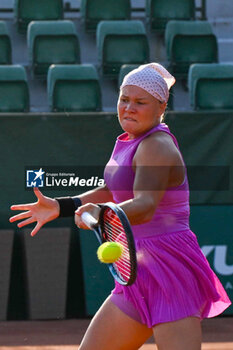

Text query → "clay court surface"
[0,317,232,350]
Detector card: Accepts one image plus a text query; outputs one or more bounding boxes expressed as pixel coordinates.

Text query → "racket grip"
[81,212,98,228]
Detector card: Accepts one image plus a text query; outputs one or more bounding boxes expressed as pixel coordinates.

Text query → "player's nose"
[125,101,135,112]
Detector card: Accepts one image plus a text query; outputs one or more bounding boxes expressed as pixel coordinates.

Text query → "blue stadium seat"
[47,64,102,112]
[14,0,64,33]
[165,21,218,79]
[146,0,195,33]
[81,0,131,32]
[97,20,149,78]
[27,20,80,78]
[189,63,233,110]
[0,65,29,112]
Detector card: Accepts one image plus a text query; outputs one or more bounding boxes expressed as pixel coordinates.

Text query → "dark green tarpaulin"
[0,111,232,219]
[166,111,233,204]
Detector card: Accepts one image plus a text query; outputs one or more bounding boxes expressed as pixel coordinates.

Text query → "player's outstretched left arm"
[10,184,114,236]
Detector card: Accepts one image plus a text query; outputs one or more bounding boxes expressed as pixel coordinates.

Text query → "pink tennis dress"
[104,123,231,328]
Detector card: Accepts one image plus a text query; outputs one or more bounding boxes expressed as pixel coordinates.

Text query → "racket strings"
[103,210,132,281]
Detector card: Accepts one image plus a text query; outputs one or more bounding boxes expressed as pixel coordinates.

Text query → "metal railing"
[196,0,206,20]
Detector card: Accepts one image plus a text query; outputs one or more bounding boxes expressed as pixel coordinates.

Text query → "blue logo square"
[26,168,45,187]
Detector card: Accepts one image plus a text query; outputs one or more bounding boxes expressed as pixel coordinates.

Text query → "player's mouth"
[123,117,137,122]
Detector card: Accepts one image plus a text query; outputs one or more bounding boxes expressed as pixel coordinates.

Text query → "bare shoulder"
[134,131,183,166]
[144,131,177,149]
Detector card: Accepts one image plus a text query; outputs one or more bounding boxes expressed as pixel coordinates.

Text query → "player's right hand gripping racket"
[81,202,137,286]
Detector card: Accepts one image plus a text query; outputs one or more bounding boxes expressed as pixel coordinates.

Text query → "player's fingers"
[75,204,101,222]
[77,222,90,230]
[75,203,97,215]
[75,207,85,216]
[31,222,42,237]
[74,213,81,226]
[17,217,36,228]
[33,187,44,200]
[9,211,31,223]
[74,213,89,229]
[10,203,33,211]
[79,221,91,229]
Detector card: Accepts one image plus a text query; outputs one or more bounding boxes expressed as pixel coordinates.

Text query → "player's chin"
[121,122,139,135]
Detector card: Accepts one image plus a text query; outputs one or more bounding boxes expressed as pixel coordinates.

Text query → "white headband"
[120,63,176,103]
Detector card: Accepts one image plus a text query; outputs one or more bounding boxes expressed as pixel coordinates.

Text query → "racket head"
[99,202,137,286]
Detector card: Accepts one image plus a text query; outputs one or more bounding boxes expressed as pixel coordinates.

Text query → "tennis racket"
[81,202,137,286]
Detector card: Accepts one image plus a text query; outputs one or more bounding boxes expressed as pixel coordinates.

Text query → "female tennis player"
[10,63,231,350]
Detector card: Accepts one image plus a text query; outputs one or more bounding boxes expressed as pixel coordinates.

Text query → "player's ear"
[160,101,167,112]
[156,101,166,120]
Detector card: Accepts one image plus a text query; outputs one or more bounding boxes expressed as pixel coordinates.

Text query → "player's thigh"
[79,296,153,350]
[153,316,202,350]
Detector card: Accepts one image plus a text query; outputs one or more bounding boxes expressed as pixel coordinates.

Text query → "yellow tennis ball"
[97,242,123,264]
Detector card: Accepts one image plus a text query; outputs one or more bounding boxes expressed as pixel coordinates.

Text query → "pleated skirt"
[111,230,231,328]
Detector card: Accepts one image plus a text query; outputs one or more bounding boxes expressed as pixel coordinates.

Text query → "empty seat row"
[82,0,197,33]
[0,63,233,113]
[14,0,197,33]
[0,19,149,79]
[0,19,218,80]
[0,64,102,112]
[29,19,149,78]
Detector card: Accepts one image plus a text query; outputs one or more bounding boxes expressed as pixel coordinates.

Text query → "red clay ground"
[0,317,232,350]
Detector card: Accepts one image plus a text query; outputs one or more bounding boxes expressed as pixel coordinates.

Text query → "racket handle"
[81,212,98,229]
